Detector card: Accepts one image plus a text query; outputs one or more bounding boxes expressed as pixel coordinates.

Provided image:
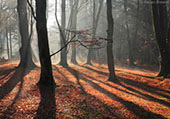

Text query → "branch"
[50,35,76,57]
[55,0,67,45]
[77,40,106,49]
[27,0,37,21]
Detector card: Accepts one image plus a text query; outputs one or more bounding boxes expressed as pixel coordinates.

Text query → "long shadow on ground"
[83,65,156,80]
[0,67,33,118]
[53,66,120,118]
[78,66,170,108]
[0,68,16,80]
[66,66,166,119]
[0,67,32,100]
[82,65,170,96]
[82,65,108,76]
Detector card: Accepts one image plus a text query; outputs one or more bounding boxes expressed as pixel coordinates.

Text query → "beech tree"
[35,0,55,86]
[106,0,117,81]
[59,0,68,66]
[70,0,79,65]
[151,0,170,78]
[17,0,35,68]
[86,0,104,65]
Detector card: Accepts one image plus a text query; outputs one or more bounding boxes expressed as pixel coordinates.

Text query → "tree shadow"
[82,65,108,76]
[63,66,86,94]
[53,66,75,85]
[2,78,24,118]
[82,65,170,95]
[65,66,166,119]
[0,67,33,118]
[53,65,120,118]
[76,70,144,99]
[0,68,16,80]
[70,66,170,108]
[0,67,32,100]
[35,85,56,119]
[79,75,165,119]
[119,80,170,107]
[80,66,170,107]
[115,69,156,79]
[118,77,170,100]
[83,65,156,79]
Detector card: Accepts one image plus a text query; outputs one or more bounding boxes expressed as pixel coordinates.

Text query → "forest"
[0,0,170,118]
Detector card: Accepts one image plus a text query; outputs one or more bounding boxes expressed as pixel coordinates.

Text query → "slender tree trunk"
[124,0,134,67]
[86,0,103,65]
[71,44,78,64]
[17,0,35,68]
[6,29,9,59]
[132,0,140,65]
[0,34,2,57]
[29,0,37,63]
[0,0,2,57]
[0,33,5,57]
[134,0,139,41]
[9,27,12,59]
[86,1,96,65]
[152,0,170,77]
[70,0,79,65]
[59,0,68,66]
[106,0,117,81]
[35,0,55,86]
[168,19,170,55]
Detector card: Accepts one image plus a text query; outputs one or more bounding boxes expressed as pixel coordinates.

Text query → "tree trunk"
[152,0,170,77]
[9,27,12,59]
[106,0,117,81]
[86,0,103,65]
[35,0,55,86]
[0,34,2,57]
[17,0,35,68]
[0,33,5,57]
[6,28,9,59]
[168,19,170,55]
[132,0,140,66]
[59,0,68,66]
[70,0,79,65]
[124,0,134,67]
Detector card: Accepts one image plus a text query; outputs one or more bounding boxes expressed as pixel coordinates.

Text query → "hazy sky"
[47,0,56,28]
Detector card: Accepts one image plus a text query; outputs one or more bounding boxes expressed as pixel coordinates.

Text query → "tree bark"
[9,27,12,59]
[17,0,35,68]
[6,28,9,59]
[132,0,140,66]
[124,0,134,67]
[152,0,170,77]
[86,0,103,65]
[59,0,68,66]
[106,0,117,81]
[168,19,170,55]
[35,0,55,86]
[70,0,79,65]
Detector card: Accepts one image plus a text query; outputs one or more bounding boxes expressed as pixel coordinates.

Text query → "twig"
[77,40,106,49]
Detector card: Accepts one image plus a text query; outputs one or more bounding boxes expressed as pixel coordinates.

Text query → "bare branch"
[50,35,76,57]
[26,0,37,21]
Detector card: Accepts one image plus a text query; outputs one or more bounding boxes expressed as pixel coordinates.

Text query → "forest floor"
[0,62,170,119]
